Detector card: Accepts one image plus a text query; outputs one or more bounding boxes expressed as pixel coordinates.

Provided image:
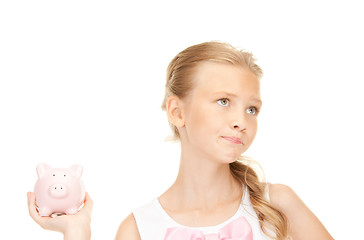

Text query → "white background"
[1,0,363,239]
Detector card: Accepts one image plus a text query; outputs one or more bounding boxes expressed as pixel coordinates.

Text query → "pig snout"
[49,184,68,198]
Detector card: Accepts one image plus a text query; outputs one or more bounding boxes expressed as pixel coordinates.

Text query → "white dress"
[132,184,274,240]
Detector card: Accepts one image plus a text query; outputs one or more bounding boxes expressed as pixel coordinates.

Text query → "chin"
[219,154,241,164]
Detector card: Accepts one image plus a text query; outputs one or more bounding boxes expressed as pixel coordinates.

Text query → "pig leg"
[38,207,52,217]
[65,207,78,215]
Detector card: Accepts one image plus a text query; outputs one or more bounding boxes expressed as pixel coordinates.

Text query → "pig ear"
[69,164,83,178]
[36,163,51,178]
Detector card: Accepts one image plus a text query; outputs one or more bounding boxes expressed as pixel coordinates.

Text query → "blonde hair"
[161,41,288,239]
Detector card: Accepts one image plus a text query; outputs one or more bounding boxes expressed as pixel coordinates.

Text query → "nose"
[49,184,68,198]
[232,123,246,132]
[231,112,247,132]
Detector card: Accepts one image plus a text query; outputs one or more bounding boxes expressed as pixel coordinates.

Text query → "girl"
[28,41,334,240]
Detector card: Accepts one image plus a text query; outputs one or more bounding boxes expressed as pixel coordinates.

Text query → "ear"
[166,95,185,128]
[69,164,83,178]
[36,163,51,178]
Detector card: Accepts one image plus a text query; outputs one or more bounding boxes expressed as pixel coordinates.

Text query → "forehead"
[191,61,261,97]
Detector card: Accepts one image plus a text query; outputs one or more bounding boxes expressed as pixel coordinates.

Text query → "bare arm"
[269,184,334,240]
[115,213,141,240]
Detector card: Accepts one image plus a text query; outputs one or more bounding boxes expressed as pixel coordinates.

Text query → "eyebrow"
[251,98,263,106]
[213,91,263,105]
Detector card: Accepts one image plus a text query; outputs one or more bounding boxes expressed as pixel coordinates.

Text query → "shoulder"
[268,183,298,209]
[268,183,310,217]
[115,213,141,240]
[267,183,334,239]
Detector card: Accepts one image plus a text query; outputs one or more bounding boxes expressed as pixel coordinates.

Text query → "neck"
[169,143,242,210]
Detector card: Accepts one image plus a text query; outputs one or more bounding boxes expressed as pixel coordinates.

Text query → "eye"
[52,174,55,176]
[64,174,66,177]
[246,106,260,115]
[217,98,229,106]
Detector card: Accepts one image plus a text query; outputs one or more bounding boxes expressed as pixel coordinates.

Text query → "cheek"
[247,121,258,141]
[187,107,218,137]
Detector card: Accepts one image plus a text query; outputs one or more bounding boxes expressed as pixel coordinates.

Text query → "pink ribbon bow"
[164,216,253,240]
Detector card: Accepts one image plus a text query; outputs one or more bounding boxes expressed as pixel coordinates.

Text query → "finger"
[27,191,52,229]
[85,192,93,208]
[80,192,93,216]
[27,192,43,224]
[27,192,37,219]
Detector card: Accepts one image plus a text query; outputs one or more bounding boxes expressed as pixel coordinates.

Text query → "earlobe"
[166,95,185,128]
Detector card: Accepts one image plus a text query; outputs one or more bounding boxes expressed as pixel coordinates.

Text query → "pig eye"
[64,174,66,177]
[52,174,55,176]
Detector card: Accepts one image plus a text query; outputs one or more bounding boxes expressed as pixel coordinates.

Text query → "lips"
[221,136,243,145]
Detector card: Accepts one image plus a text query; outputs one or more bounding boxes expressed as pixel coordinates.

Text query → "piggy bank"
[34,163,86,216]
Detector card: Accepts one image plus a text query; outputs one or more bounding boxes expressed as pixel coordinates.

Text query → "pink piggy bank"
[34,163,86,216]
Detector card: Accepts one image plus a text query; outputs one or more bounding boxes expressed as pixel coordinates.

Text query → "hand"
[27,191,93,240]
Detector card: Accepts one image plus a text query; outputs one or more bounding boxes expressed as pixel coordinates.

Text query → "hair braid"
[230,158,288,239]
